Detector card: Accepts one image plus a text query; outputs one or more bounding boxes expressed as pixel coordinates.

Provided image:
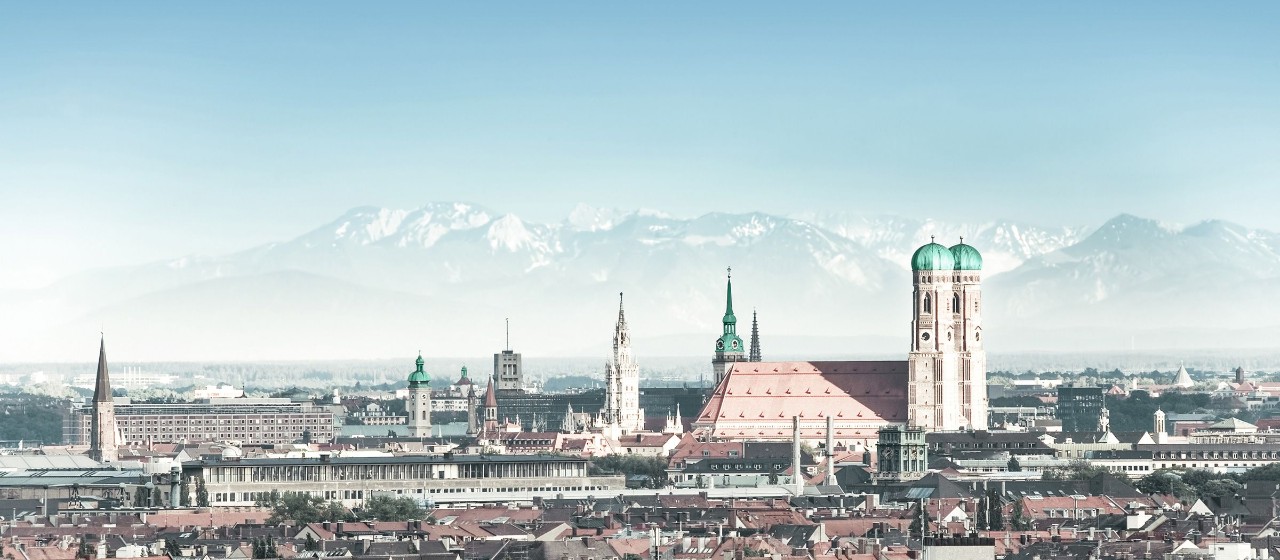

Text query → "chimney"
[826,415,835,482]
[793,416,803,496]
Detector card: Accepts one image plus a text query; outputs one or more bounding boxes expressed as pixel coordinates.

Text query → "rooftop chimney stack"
[793,415,803,496]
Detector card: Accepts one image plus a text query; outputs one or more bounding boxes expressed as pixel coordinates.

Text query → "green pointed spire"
[715,267,744,355]
[723,267,737,326]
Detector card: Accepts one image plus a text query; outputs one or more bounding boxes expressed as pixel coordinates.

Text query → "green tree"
[1240,463,1280,481]
[165,539,182,557]
[589,455,668,488]
[976,491,1004,531]
[78,540,95,559]
[908,501,932,537]
[252,537,278,559]
[195,477,210,507]
[1136,471,1193,498]
[1041,462,1111,481]
[304,534,319,552]
[358,495,425,521]
[1009,500,1033,530]
[257,491,352,525]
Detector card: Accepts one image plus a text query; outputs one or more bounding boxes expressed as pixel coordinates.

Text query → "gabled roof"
[696,361,908,437]
[904,473,972,499]
[1207,417,1257,431]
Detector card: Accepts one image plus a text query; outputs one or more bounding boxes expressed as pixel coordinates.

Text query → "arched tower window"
[923,293,931,314]
[953,294,960,314]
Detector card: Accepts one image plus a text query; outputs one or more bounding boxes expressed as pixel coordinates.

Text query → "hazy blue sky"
[1,3,1278,287]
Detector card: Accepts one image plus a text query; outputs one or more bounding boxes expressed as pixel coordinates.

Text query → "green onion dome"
[949,242,983,271]
[911,241,956,271]
[408,354,430,387]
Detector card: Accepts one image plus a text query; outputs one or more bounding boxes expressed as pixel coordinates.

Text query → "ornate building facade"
[600,293,643,438]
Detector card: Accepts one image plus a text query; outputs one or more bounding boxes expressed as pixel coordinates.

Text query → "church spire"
[617,292,627,329]
[723,268,737,327]
[712,268,746,385]
[749,309,762,362]
[93,336,112,403]
[89,335,118,463]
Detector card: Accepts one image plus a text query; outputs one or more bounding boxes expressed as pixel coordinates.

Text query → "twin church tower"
[711,239,988,432]
[907,238,987,431]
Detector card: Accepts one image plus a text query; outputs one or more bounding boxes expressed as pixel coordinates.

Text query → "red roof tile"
[695,361,907,434]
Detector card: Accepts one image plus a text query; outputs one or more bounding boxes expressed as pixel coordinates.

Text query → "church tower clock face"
[920,332,930,341]
[716,340,724,351]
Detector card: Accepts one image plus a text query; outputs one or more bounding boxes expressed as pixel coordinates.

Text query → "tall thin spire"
[749,309,762,362]
[505,318,510,351]
[89,336,118,463]
[723,268,736,325]
[93,336,111,403]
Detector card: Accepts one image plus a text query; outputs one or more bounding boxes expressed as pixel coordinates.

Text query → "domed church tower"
[950,238,987,430]
[407,354,432,437]
[712,268,746,386]
[907,238,986,431]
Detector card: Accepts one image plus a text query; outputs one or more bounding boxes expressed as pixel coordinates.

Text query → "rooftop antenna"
[505,318,510,351]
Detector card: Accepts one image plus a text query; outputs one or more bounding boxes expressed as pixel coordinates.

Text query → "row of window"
[919,275,980,283]
[708,463,781,471]
[426,485,608,494]
[1153,450,1280,460]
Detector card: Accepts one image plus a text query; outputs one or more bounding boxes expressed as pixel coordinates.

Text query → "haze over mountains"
[2,203,1277,362]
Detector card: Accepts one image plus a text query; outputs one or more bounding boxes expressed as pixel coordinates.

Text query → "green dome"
[911,242,955,271]
[408,354,430,386]
[949,243,983,271]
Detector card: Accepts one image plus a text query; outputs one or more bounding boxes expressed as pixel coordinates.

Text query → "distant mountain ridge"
[2,204,1277,361]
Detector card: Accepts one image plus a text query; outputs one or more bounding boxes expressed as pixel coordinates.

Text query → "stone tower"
[466,385,479,436]
[907,238,986,431]
[602,293,643,437]
[712,269,746,386]
[494,319,523,392]
[1153,407,1167,443]
[406,353,432,437]
[951,238,987,430]
[749,309,762,362]
[89,336,118,463]
[876,425,927,481]
[482,375,498,437]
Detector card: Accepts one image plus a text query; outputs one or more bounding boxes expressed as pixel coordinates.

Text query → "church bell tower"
[907,238,986,431]
[406,353,432,437]
[712,268,746,386]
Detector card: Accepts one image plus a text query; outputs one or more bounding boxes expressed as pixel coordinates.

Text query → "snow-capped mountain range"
[3,203,1278,361]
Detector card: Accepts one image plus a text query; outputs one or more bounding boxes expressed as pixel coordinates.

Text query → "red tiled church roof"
[695,361,908,436]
